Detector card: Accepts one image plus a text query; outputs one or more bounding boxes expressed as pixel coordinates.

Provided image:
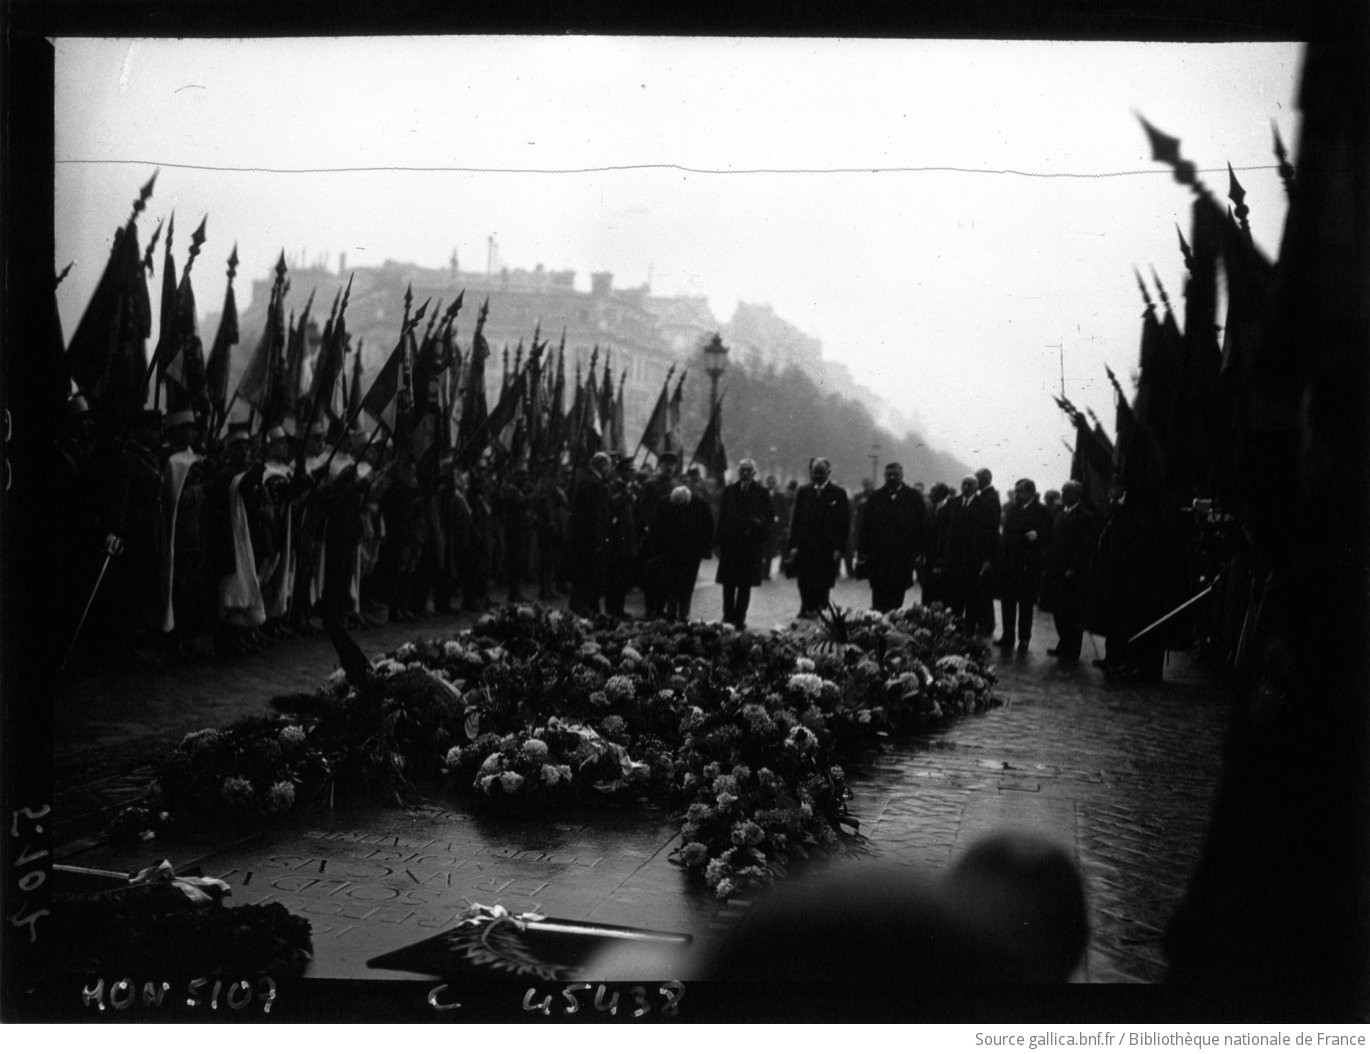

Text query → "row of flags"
[1056,119,1294,532]
[55,177,730,480]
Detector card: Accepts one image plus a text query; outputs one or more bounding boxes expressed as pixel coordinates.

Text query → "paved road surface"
[54,562,1230,985]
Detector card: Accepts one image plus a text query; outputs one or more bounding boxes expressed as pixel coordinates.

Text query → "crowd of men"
[787,459,1172,680]
[56,401,784,672]
[59,388,1171,682]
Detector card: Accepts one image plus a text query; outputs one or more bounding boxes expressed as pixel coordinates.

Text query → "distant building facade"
[221,253,918,453]
[234,257,710,447]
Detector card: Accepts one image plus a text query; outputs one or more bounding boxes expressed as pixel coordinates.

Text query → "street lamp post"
[703,332,729,408]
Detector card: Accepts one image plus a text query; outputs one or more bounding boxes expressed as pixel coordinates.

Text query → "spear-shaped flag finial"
[1176,224,1193,273]
[478,297,490,331]
[1137,114,1180,165]
[1227,163,1250,227]
[55,261,74,288]
[183,216,207,278]
[227,243,239,281]
[134,170,158,218]
[275,250,288,285]
[340,272,353,314]
[1136,113,1197,186]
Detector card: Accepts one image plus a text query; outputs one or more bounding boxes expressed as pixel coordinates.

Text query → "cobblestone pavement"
[54,563,1230,985]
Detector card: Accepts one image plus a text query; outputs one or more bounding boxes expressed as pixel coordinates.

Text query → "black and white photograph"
[3,1,1366,1032]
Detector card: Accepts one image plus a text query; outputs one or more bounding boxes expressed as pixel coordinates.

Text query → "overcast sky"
[54,36,1303,486]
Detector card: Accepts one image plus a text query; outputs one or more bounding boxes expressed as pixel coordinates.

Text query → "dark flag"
[66,173,157,421]
[358,331,408,428]
[1151,269,1186,463]
[346,339,365,424]
[580,357,603,457]
[457,299,491,462]
[236,253,287,419]
[411,297,445,414]
[444,334,463,450]
[598,351,615,451]
[487,366,529,459]
[613,368,628,458]
[204,244,239,424]
[285,288,317,425]
[566,360,586,464]
[306,274,352,433]
[691,393,728,484]
[1155,26,1370,995]
[150,212,178,404]
[546,337,567,460]
[1055,395,1111,510]
[163,218,209,417]
[666,368,687,454]
[527,332,545,458]
[1178,205,1224,499]
[638,365,674,458]
[1218,171,1280,527]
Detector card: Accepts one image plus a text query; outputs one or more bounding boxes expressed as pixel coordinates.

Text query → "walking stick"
[61,535,124,670]
[1127,576,1221,646]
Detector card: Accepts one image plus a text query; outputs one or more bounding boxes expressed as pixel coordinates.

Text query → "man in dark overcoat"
[1039,480,1095,665]
[648,482,715,621]
[637,451,680,618]
[934,475,995,629]
[603,458,640,619]
[567,451,612,616]
[996,478,1053,652]
[715,458,775,628]
[786,457,851,618]
[972,468,1003,635]
[921,482,952,606]
[857,461,927,613]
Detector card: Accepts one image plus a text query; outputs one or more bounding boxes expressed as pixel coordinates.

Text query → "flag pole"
[1127,569,1223,645]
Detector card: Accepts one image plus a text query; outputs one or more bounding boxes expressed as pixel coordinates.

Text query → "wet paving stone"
[56,570,1232,984]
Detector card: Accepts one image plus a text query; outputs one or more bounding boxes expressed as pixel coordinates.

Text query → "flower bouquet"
[112,601,1000,904]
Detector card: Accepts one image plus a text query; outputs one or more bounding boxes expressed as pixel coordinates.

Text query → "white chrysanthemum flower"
[479,752,503,775]
[266,780,296,812]
[179,728,223,753]
[604,675,636,703]
[520,738,549,761]
[220,776,255,806]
